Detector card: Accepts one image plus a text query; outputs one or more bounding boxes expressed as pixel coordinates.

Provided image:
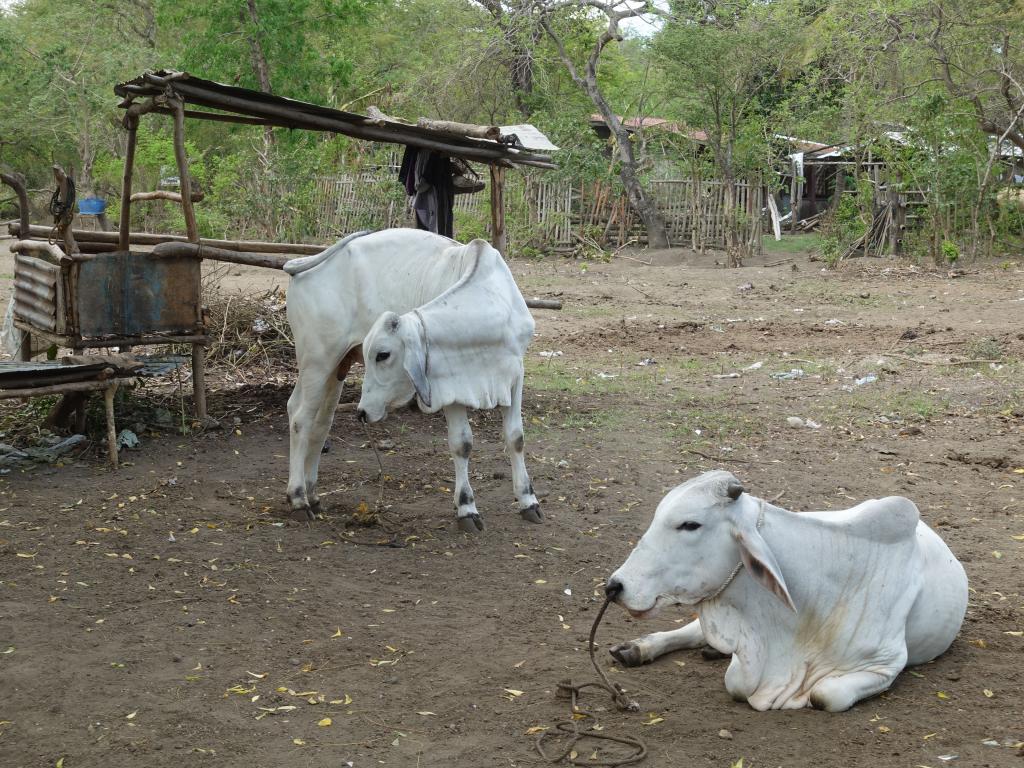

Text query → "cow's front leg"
[501,378,542,524]
[287,361,335,521]
[303,376,343,516]
[610,619,705,667]
[443,405,483,533]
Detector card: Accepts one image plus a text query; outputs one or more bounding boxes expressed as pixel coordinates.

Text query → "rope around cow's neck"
[534,596,648,767]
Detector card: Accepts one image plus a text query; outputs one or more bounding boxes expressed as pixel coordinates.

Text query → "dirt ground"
[0,238,1022,768]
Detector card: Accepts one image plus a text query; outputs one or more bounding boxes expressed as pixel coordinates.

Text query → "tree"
[0,0,156,193]
[536,1,671,248]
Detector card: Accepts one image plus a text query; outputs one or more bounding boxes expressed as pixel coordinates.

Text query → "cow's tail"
[283,230,373,276]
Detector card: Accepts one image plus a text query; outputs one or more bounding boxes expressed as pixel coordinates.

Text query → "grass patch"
[838,389,949,425]
[525,357,663,397]
[761,233,822,255]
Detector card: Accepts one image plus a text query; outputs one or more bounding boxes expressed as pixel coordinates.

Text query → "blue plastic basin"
[78,197,107,215]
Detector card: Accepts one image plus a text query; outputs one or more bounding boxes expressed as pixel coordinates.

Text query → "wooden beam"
[416,118,501,141]
[151,241,290,269]
[9,223,325,255]
[130,189,205,203]
[10,239,71,264]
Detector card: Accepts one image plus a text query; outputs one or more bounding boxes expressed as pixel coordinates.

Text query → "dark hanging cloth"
[397,145,455,238]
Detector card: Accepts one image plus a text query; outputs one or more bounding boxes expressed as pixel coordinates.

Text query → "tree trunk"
[588,90,669,248]
[540,10,670,249]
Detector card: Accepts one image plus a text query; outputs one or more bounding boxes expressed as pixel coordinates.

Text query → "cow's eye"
[676,521,702,532]
[375,351,391,363]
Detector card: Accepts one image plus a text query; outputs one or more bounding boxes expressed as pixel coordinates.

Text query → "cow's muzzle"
[604,578,624,602]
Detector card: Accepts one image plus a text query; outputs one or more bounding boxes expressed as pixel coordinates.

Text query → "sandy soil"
[0,237,1022,767]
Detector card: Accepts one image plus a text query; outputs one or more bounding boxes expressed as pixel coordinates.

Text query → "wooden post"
[192,342,207,421]
[119,115,138,251]
[170,100,199,242]
[104,382,119,469]
[489,163,507,255]
[171,99,206,419]
[17,331,32,362]
[52,165,79,256]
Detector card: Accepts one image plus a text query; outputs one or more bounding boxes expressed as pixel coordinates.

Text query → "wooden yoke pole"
[170,97,206,420]
[489,163,507,256]
[119,115,139,251]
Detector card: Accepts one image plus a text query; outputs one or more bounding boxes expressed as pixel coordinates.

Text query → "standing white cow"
[605,471,968,711]
[355,238,541,532]
[284,229,529,522]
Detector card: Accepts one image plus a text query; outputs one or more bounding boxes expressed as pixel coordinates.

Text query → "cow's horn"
[725,480,745,501]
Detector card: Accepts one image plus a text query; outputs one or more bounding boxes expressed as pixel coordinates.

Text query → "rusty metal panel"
[74,251,202,338]
[13,255,64,334]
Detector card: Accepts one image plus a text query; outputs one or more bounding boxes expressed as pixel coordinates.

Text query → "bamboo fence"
[311,171,764,253]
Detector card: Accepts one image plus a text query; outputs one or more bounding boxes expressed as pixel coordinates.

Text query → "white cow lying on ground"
[355,238,541,532]
[284,228,531,522]
[605,471,968,711]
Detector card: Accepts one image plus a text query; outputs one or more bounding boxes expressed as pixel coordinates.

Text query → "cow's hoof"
[456,514,484,533]
[609,642,645,667]
[701,645,729,661]
[309,499,323,517]
[290,506,316,522]
[520,503,544,524]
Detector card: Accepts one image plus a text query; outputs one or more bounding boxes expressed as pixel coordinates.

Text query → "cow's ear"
[397,315,431,408]
[733,518,796,612]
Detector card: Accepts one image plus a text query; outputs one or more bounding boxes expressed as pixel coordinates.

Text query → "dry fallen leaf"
[125,710,137,720]
[331,628,345,638]
[417,711,435,716]
[318,717,332,727]
[525,726,548,735]
[292,738,306,746]
[936,691,950,700]
[878,725,891,733]
[983,689,994,698]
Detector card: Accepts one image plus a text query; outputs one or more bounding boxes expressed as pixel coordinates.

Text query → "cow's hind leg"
[610,619,706,667]
[443,405,483,533]
[287,360,337,521]
[808,669,900,712]
[501,376,541,523]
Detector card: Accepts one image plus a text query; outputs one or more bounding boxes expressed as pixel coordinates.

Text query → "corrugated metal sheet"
[0,359,117,388]
[13,255,63,334]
